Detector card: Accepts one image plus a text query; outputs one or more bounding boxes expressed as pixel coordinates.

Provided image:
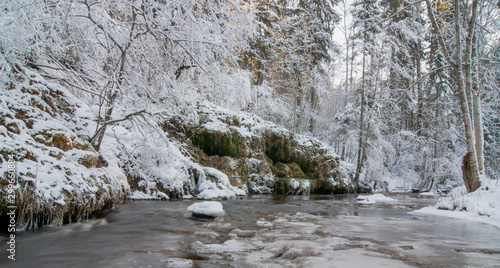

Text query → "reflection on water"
[0,194,499,267]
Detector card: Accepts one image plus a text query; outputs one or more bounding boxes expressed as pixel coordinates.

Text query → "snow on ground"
[163,258,194,268]
[411,179,500,229]
[356,194,397,204]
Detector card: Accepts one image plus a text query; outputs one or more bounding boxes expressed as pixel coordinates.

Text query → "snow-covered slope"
[0,68,127,229]
[0,68,354,229]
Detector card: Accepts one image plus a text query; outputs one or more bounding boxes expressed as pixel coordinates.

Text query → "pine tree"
[243,0,338,133]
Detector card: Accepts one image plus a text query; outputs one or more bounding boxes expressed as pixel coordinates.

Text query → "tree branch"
[425,0,456,68]
[363,0,426,34]
[90,109,148,145]
[392,65,452,107]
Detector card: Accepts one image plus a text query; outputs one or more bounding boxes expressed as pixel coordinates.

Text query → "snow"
[185,201,225,219]
[288,178,311,195]
[163,258,194,268]
[256,218,273,228]
[0,71,128,228]
[129,190,165,200]
[195,166,246,200]
[356,194,397,204]
[411,179,500,229]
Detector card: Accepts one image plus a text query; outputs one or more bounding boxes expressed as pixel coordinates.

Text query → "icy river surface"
[1,194,500,267]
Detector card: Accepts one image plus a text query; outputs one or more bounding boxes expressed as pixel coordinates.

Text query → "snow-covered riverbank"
[412,179,500,229]
[3,195,499,268]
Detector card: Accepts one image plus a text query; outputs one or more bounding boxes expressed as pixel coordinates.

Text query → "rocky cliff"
[160,103,354,196]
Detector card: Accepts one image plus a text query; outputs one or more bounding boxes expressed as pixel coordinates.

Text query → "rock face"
[163,103,353,195]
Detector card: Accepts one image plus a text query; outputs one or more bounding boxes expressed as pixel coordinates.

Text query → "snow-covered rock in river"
[185,201,225,221]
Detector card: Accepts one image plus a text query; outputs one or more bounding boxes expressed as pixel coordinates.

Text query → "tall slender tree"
[351,0,382,190]
[425,0,487,192]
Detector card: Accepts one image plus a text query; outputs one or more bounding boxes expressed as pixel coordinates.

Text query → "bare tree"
[425,0,486,192]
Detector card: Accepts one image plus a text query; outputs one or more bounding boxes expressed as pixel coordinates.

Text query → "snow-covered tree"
[425,0,494,192]
[5,0,254,152]
[351,0,382,189]
[243,0,338,133]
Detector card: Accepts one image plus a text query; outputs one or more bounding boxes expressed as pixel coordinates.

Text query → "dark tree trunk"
[462,153,481,192]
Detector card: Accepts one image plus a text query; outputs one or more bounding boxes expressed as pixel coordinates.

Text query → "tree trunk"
[426,0,485,193]
[473,93,485,174]
[308,87,318,133]
[416,42,423,134]
[454,0,482,192]
[92,50,127,151]
[462,153,481,192]
[354,51,367,190]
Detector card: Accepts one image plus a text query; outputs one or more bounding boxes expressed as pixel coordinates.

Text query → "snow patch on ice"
[163,258,194,268]
[356,194,397,204]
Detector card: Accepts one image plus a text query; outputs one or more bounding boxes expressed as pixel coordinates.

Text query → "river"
[1,194,499,267]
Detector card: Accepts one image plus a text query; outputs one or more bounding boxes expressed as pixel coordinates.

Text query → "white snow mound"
[412,179,500,229]
[185,201,225,220]
[356,194,397,204]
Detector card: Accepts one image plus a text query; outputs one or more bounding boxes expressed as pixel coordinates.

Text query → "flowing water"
[1,194,499,267]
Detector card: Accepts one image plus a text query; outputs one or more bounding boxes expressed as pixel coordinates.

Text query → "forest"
[0,0,499,227]
[2,0,500,266]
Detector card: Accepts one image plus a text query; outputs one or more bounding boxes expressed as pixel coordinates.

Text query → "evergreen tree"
[243,0,338,133]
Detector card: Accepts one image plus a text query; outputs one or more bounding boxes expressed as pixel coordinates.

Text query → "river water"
[1,194,499,267]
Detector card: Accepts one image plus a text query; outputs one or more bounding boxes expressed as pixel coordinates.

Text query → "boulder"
[185,201,225,221]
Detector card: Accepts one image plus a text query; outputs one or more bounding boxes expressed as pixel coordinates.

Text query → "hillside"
[0,67,354,229]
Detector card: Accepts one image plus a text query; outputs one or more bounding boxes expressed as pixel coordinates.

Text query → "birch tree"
[425,0,487,192]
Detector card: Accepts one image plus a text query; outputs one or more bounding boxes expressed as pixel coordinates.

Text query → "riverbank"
[2,195,499,267]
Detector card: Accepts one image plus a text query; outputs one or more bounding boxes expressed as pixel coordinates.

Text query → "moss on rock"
[192,130,242,158]
[164,104,352,195]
